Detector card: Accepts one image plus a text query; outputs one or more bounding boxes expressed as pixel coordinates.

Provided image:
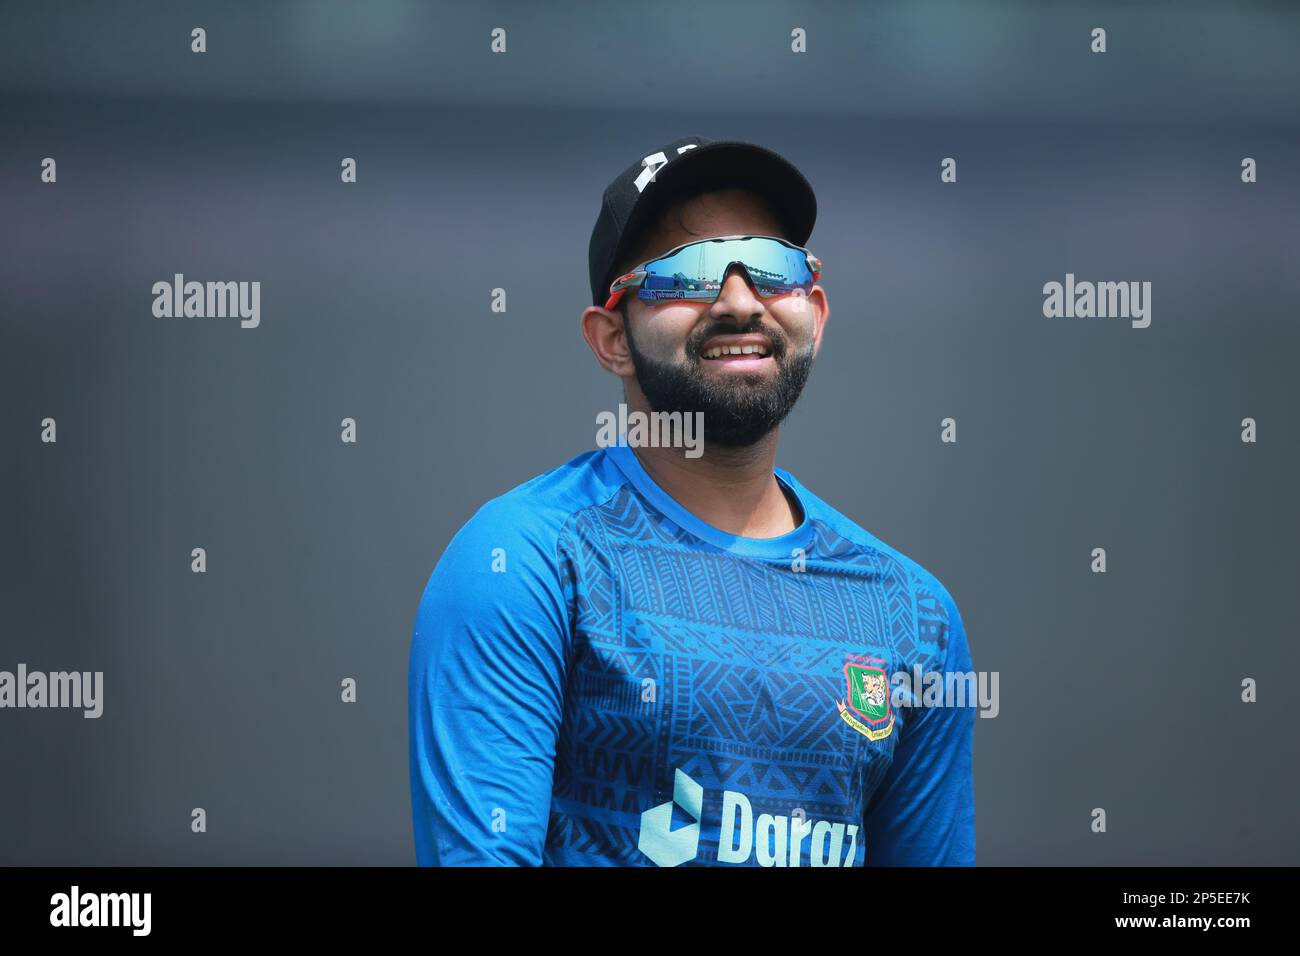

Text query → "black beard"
[624,315,815,448]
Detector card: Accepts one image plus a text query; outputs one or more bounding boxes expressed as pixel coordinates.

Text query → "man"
[408,136,975,866]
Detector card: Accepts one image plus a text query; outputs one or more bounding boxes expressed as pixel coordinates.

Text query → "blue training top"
[408,443,975,866]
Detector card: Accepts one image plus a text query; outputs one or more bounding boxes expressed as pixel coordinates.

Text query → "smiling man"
[408,136,976,866]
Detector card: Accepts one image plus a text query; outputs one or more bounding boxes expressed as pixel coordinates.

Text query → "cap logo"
[632,143,699,194]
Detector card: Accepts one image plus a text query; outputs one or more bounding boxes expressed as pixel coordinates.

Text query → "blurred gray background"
[1,0,1297,865]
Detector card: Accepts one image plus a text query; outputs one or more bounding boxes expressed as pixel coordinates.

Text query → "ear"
[807,285,830,359]
[581,303,637,377]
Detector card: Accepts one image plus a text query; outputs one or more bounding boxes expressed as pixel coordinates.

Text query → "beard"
[624,315,815,448]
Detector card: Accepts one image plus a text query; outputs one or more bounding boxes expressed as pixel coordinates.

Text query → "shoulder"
[421,448,627,595]
[779,467,969,657]
[452,447,625,551]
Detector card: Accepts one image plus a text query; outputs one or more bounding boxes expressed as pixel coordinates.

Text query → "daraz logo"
[638,769,859,867]
[638,769,703,867]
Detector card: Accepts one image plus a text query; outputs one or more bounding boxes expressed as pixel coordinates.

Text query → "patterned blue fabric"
[409,444,975,866]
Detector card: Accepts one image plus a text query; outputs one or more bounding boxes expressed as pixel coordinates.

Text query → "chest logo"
[837,656,894,741]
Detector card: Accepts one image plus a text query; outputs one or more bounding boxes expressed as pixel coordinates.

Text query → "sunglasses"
[605,234,822,311]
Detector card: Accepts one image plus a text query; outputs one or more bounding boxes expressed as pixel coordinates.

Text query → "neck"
[628,430,800,538]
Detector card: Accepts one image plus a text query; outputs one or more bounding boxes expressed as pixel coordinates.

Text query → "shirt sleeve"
[863,577,976,866]
[407,499,572,865]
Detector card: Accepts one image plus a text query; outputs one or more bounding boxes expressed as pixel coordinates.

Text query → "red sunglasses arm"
[605,269,644,311]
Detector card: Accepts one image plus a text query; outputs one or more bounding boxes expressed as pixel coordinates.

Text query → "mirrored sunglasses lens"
[639,238,811,301]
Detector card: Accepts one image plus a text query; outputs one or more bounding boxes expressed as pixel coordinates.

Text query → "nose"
[709,263,764,323]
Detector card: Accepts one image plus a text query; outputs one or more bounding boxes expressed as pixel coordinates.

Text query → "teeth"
[704,344,770,359]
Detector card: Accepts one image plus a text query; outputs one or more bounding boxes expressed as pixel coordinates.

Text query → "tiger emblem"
[839,659,895,741]
[861,670,888,711]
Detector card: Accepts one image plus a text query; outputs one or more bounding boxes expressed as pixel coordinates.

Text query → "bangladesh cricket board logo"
[837,656,894,741]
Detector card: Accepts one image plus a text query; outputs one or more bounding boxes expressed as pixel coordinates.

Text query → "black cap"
[587,135,818,308]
